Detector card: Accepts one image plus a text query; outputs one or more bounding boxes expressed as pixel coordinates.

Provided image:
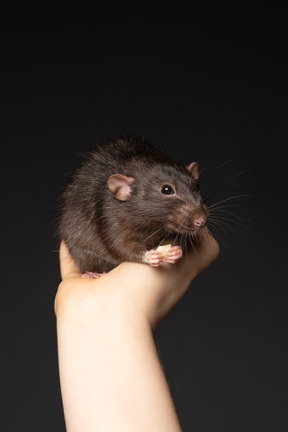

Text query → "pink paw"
[144,250,164,267]
[81,271,106,279]
[165,246,183,264]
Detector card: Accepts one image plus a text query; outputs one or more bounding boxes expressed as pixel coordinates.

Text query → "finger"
[59,241,81,280]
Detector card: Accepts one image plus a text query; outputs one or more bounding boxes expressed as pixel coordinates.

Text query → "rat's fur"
[59,135,207,273]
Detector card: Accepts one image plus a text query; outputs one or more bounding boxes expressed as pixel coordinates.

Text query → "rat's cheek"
[143,250,164,267]
[165,246,183,264]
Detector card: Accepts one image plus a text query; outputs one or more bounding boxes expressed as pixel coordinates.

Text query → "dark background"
[1,6,287,431]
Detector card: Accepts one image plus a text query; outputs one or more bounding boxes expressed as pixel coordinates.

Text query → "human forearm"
[57,290,182,432]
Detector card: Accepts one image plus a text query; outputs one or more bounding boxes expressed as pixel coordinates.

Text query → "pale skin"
[55,231,219,432]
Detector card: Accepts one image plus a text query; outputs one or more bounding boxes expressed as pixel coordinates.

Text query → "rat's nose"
[193,215,206,227]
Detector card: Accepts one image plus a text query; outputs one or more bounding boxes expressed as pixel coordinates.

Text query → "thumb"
[59,241,81,280]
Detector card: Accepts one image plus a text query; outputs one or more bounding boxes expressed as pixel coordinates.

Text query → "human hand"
[55,231,219,328]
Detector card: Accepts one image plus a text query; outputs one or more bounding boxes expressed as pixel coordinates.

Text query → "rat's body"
[59,136,208,273]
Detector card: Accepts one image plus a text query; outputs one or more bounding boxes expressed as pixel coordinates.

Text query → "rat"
[58,135,208,277]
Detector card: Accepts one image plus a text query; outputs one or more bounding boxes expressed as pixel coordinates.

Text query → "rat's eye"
[161,185,175,195]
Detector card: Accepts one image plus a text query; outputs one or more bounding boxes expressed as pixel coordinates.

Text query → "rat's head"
[107,159,208,238]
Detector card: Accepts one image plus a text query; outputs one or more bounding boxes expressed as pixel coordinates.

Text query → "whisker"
[159,230,173,246]
[188,233,198,255]
[209,215,256,235]
[172,232,179,247]
[183,234,189,261]
[208,194,254,210]
[142,226,164,243]
[208,224,228,251]
[208,209,243,221]
[209,214,245,227]
[208,204,236,212]
[211,158,235,170]
[199,167,207,176]
[204,226,216,241]
[224,165,256,184]
[211,219,238,236]
[180,233,188,260]
[209,209,256,227]
[208,220,230,236]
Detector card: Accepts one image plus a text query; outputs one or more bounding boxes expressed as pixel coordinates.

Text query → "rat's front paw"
[144,250,164,267]
[165,246,183,264]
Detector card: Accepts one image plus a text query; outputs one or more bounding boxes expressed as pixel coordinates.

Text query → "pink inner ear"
[107,174,135,201]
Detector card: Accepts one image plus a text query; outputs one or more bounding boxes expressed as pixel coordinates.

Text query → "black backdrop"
[1,7,288,431]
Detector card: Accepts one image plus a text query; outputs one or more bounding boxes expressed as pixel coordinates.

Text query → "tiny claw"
[144,250,164,267]
[165,246,183,264]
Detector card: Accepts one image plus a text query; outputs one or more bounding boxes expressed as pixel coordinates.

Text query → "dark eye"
[161,185,175,195]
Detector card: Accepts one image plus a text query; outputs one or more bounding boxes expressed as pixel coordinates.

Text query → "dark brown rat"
[58,135,208,274]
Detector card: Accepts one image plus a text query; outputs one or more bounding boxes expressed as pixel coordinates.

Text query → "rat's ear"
[107,174,135,201]
[186,162,199,181]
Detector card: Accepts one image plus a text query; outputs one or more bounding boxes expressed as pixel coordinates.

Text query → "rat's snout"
[193,214,207,227]
[171,202,208,234]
